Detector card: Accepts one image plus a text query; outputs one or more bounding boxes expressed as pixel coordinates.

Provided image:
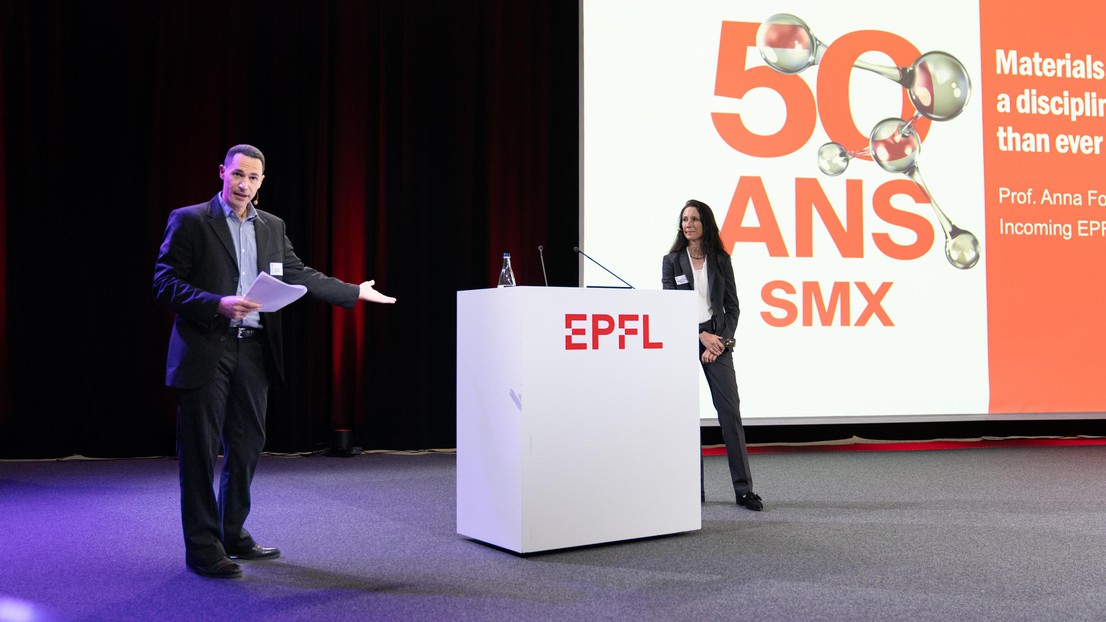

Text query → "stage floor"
[2,446,1106,621]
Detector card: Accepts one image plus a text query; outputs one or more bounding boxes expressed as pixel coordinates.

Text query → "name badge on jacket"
[675,274,689,286]
[269,262,284,276]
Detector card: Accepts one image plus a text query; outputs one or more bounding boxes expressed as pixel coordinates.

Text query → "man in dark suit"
[152,144,395,579]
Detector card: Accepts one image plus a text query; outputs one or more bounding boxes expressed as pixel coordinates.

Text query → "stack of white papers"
[244,271,307,312]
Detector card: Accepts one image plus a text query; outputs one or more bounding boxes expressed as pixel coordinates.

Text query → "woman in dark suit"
[661,199,762,510]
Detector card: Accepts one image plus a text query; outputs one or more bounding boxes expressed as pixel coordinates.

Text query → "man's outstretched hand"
[359,280,396,304]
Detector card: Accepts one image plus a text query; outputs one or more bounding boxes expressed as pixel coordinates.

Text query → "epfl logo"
[564,314,663,350]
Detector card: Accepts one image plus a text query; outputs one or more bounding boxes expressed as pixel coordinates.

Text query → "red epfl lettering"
[564,313,665,350]
[565,314,587,350]
[618,314,638,349]
[591,314,615,349]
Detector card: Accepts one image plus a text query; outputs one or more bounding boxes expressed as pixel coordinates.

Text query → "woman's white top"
[688,248,712,323]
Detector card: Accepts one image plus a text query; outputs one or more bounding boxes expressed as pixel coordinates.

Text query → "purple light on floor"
[0,596,60,622]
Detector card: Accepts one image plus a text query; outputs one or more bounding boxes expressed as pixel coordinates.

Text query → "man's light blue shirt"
[218,194,261,329]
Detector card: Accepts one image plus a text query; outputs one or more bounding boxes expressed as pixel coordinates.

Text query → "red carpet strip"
[701,436,1106,455]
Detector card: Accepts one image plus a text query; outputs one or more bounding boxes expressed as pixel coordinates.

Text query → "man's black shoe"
[188,557,243,579]
[737,492,764,511]
[227,545,281,560]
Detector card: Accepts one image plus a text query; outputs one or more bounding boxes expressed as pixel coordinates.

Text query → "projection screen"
[581,0,1106,423]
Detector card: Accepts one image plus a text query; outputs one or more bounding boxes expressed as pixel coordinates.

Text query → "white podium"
[456,286,700,553]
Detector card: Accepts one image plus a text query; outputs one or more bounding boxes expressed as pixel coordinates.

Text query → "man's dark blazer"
[661,249,740,340]
[152,196,359,389]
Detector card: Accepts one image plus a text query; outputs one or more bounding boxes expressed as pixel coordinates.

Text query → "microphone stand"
[573,246,634,289]
[538,245,549,286]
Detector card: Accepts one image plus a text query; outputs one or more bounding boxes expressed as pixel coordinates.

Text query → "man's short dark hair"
[224,144,266,172]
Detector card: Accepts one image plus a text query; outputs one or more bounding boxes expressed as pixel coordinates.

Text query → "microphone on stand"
[573,246,634,289]
[538,245,549,286]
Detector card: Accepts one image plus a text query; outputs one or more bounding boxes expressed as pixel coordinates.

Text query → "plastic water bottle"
[497,253,516,287]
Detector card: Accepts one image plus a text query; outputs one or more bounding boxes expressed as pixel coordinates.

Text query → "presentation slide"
[582,0,1106,423]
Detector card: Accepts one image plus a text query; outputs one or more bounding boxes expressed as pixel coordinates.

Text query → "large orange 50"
[711,21,931,157]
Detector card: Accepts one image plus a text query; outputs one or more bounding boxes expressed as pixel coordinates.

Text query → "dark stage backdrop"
[7,2,1098,460]
[0,0,580,458]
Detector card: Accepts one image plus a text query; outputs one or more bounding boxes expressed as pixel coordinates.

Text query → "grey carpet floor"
[2,445,1105,621]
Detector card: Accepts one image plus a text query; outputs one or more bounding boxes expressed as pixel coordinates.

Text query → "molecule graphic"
[756,13,980,270]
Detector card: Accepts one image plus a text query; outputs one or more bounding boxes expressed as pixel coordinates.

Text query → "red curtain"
[0,0,578,457]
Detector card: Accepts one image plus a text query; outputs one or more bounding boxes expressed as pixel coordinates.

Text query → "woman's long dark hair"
[668,199,729,257]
